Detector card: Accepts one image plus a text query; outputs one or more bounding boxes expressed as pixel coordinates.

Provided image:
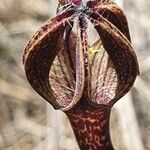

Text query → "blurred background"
[0,0,150,149]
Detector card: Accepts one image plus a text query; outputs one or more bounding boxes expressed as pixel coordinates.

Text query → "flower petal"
[23,10,74,109]
[49,31,76,107]
[62,22,86,111]
[89,12,139,105]
[96,1,131,40]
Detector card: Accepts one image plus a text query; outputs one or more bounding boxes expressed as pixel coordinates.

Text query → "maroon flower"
[23,0,139,149]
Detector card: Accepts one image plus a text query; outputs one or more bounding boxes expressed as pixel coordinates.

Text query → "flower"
[23,0,139,111]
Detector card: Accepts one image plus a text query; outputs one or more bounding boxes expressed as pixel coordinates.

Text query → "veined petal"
[23,10,74,109]
[62,21,85,111]
[84,2,135,105]
[96,1,131,40]
[49,32,76,108]
[88,12,139,106]
[87,39,117,105]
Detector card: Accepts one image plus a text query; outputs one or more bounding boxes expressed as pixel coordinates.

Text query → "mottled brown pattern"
[23,0,139,149]
[23,10,75,108]
[66,100,113,150]
[97,2,131,41]
[94,14,139,104]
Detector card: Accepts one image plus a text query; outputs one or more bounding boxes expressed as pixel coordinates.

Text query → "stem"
[66,99,114,150]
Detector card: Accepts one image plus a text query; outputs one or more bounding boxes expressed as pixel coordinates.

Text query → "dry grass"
[0,0,150,149]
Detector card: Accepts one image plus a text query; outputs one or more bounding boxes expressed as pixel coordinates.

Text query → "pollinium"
[23,0,139,149]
